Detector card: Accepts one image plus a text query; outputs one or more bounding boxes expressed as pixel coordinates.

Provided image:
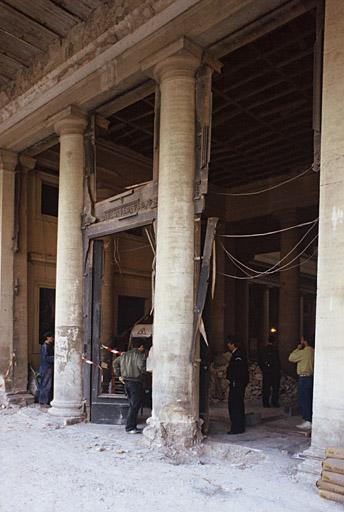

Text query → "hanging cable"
[219,218,318,238]
[218,233,318,280]
[210,166,312,197]
[220,219,318,276]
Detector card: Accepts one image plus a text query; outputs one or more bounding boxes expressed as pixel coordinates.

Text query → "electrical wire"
[218,234,318,280]
[210,166,312,197]
[219,218,318,238]
[220,219,318,276]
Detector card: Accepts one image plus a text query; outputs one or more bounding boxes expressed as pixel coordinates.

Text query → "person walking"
[259,335,281,408]
[289,336,314,430]
[226,338,249,435]
[113,338,146,434]
[39,332,54,407]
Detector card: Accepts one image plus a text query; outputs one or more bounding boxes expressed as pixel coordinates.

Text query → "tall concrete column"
[235,272,249,353]
[12,156,36,403]
[49,107,87,418]
[0,149,17,404]
[304,0,344,463]
[142,44,202,449]
[223,237,237,342]
[262,286,270,343]
[278,211,300,374]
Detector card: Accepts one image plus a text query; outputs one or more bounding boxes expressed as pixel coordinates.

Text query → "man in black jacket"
[226,338,249,434]
[258,335,281,408]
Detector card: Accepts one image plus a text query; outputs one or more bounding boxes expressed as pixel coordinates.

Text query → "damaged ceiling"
[0,0,104,87]
[103,10,316,188]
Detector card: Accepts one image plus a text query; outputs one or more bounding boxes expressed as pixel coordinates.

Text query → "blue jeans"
[298,376,313,422]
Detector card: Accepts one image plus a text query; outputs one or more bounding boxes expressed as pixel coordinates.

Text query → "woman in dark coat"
[39,332,54,406]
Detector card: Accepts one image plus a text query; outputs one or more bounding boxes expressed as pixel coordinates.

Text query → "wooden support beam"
[97,81,156,118]
[210,0,317,58]
[190,217,218,363]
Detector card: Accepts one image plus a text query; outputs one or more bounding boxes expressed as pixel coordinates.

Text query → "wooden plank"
[97,81,155,117]
[0,53,26,79]
[195,64,213,200]
[86,209,156,239]
[0,31,41,63]
[0,3,59,50]
[83,115,97,227]
[323,458,344,475]
[190,217,218,362]
[5,0,79,37]
[326,447,344,460]
[49,0,93,21]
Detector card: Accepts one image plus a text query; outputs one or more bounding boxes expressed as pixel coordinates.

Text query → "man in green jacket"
[288,336,314,430]
[113,338,146,434]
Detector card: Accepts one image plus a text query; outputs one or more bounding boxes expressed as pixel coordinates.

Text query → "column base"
[0,391,34,407]
[143,411,202,462]
[48,399,84,420]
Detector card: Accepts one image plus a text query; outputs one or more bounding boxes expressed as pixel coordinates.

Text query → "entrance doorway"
[87,227,154,424]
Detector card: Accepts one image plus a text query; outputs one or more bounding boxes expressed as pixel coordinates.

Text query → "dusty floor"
[0,404,340,512]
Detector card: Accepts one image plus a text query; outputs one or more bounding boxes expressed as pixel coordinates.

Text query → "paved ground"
[0,404,340,512]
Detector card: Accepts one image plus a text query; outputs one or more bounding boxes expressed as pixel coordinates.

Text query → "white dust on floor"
[0,405,340,512]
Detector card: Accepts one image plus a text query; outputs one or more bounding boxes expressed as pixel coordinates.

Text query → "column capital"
[141,37,221,82]
[0,149,17,173]
[19,155,36,172]
[47,105,88,136]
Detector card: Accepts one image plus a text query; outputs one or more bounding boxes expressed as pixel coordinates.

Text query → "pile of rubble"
[209,358,298,406]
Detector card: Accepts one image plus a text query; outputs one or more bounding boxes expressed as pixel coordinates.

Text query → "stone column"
[235,275,249,353]
[261,286,270,344]
[0,149,17,404]
[223,237,236,342]
[278,211,300,374]
[142,45,202,450]
[304,0,344,463]
[49,107,87,418]
[12,156,36,403]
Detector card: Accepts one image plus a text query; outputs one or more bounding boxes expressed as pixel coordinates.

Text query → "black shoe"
[271,403,280,408]
[127,428,143,434]
[263,404,270,408]
[227,430,245,435]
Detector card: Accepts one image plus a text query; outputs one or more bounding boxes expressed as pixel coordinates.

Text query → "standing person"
[288,336,314,429]
[113,338,146,434]
[259,335,281,408]
[39,332,54,407]
[226,338,249,434]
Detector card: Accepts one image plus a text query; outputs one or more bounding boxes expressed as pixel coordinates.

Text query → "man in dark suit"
[226,338,249,434]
